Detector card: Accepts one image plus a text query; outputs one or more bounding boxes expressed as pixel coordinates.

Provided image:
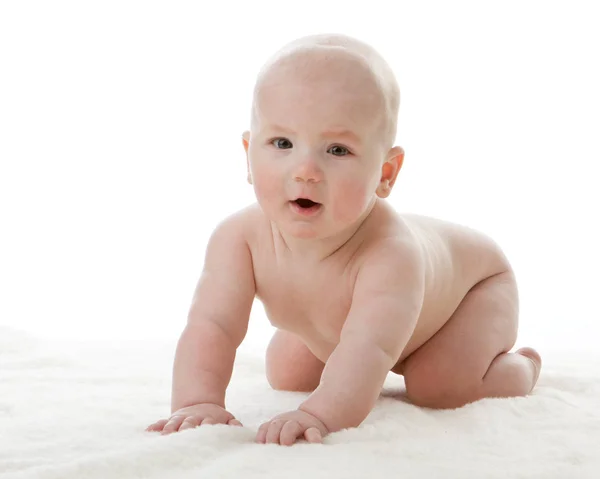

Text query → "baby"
[146,34,541,446]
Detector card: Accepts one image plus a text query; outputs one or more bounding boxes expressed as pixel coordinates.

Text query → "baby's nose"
[293,157,323,183]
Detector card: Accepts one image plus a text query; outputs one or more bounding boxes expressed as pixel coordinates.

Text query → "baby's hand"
[256,409,329,446]
[146,403,242,435]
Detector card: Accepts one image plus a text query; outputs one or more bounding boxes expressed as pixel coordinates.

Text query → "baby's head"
[242,34,404,239]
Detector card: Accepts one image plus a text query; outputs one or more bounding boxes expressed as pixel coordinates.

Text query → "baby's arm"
[172,212,255,411]
[299,240,425,432]
[147,212,255,434]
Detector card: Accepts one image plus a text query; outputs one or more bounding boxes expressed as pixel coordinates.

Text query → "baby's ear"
[376,146,404,198]
[242,131,250,153]
[242,131,252,184]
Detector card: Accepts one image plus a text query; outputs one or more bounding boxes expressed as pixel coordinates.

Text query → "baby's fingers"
[280,420,304,446]
[303,427,323,444]
[255,422,269,443]
[161,415,186,435]
[227,418,243,427]
[266,420,285,444]
[179,415,204,431]
[145,419,169,432]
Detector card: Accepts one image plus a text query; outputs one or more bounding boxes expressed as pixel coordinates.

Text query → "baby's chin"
[278,216,361,242]
[260,200,370,241]
[280,221,328,240]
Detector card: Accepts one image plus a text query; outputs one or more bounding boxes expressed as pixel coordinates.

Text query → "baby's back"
[399,213,510,358]
[243,201,510,366]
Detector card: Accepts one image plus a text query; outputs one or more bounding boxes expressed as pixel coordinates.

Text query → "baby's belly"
[274,315,451,374]
[263,245,504,369]
[266,289,468,369]
[266,310,345,363]
[394,300,464,364]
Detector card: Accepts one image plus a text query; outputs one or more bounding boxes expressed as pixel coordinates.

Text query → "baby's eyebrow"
[266,124,361,145]
[322,129,361,144]
[268,124,295,136]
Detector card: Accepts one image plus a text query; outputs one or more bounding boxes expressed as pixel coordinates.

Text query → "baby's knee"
[266,355,321,392]
[405,381,476,409]
[266,369,320,393]
[265,330,324,392]
[404,367,478,409]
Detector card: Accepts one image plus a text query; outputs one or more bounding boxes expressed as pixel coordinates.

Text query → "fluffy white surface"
[1,327,599,478]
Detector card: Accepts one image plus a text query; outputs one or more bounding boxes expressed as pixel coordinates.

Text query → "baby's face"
[244,51,397,240]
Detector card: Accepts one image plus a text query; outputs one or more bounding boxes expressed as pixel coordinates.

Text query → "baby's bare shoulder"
[213,203,265,241]
[353,209,424,280]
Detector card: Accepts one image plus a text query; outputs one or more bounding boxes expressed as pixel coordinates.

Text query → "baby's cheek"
[252,165,281,205]
[331,180,371,222]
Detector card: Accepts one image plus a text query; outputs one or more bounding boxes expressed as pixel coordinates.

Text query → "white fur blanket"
[1,327,599,478]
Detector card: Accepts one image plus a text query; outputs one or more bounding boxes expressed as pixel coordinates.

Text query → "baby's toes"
[516,347,542,383]
[516,347,542,368]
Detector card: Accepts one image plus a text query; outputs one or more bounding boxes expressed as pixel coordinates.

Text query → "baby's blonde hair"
[252,34,400,150]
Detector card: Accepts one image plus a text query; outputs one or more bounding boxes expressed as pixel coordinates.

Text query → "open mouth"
[294,198,320,209]
[290,198,322,216]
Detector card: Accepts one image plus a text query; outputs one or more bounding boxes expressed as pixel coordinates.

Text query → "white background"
[1,1,598,355]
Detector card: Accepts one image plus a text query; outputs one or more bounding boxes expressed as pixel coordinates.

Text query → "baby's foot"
[516,347,542,390]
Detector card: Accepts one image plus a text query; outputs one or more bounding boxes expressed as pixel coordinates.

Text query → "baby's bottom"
[396,269,541,408]
[265,269,542,409]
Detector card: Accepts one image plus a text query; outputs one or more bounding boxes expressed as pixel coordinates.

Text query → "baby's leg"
[265,329,325,392]
[400,269,541,409]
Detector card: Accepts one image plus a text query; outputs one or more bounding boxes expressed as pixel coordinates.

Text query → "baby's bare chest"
[254,264,355,348]
[244,210,509,362]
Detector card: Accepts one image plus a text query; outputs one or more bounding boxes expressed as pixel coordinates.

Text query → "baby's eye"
[328,145,350,156]
[272,138,293,149]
